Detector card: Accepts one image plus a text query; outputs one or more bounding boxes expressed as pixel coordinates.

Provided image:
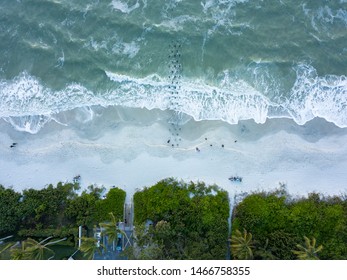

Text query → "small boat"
[229,176,242,182]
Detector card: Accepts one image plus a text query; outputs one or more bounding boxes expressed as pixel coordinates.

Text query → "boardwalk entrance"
[121,203,134,250]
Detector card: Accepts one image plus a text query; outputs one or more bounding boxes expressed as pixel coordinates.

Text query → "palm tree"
[10,243,26,260]
[255,239,278,260]
[0,242,17,260]
[230,229,255,260]
[79,236,103,260]
[99,212,125,248]
[292,236,323,260]
[11,237,67,260]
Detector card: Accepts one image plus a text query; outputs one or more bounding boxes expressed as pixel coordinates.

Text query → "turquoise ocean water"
[0,0,346,133]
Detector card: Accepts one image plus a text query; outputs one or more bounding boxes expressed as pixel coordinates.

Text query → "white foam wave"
[201,0,249,14]
[0,72,97,117]
[154,15,199,32]
[287,64,347,127]
[3,115,52,134]
[110,0,140,14]
[200,0,251,40]
[0,71,272,132]
[1,65,347,134]
[112,40,140,58]
[105,71,273,124]
[84,34,141,58]
[303,4,347,37]
[55,50,65,68]
[316,6,347,26]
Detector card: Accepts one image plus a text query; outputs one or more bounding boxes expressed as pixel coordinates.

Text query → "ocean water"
[0,0,346,133]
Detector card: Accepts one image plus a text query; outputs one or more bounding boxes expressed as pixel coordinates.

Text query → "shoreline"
[1,107,346,201]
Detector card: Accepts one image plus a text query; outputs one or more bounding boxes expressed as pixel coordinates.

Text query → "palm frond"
[230,229,254,260]
[292,236,323,260]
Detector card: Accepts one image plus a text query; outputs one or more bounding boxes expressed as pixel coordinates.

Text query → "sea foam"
[0,64,346,134]
[287,64,347,127]
[110,0,140,14]
[3,115,52,134]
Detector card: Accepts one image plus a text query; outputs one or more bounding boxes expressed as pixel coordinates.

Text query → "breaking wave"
[286,64,347,127]
[0,63,346,133]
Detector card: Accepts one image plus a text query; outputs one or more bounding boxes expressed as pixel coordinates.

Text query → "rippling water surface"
[0,0,346,133]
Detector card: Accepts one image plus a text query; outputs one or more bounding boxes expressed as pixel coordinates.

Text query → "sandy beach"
[1,106,347,202]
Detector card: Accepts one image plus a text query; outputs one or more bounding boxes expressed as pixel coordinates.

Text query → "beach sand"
[1,106,346,202]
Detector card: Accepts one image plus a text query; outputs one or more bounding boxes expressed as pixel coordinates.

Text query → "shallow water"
[0,0,346,133]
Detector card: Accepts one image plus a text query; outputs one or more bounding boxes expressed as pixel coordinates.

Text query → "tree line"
[130,178,230,260]
[0,182,125,259]
[1,179,347,260]
[231,187,347,260]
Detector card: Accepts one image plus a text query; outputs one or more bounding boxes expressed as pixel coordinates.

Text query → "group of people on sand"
[194,137,237,152]
[195,143,224,152]
[166,135,238,152]
[10,142,17,148]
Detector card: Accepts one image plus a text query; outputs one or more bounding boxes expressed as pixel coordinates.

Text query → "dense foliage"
[232,189,347,260]
[133,178,230,260]
[0,185,22,236]
[3,179,346,260]
[0,183,126,240]
[96,187,126,223]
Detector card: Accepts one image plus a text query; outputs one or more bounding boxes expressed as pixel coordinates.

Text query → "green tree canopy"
[96,187,126,222]
[133,178,230,260]
[232,189,347,260]
[20,183,77,229]
[0,185,22,236]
